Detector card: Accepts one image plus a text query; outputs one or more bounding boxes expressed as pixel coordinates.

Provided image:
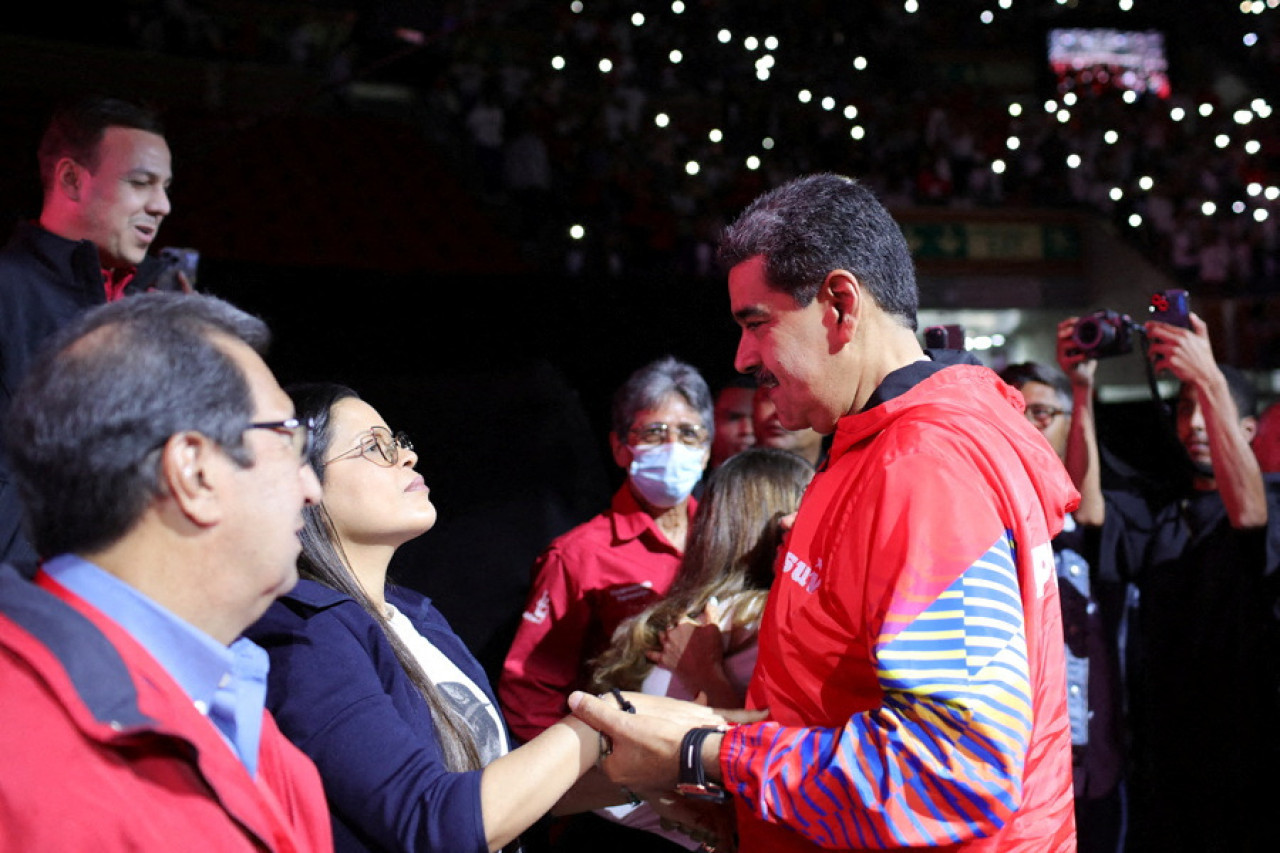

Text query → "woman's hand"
[648,615,724,674]
[647,599,745,707]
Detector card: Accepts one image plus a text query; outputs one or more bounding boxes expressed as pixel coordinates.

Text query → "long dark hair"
[288,382,481,772]
[590,447,814,692]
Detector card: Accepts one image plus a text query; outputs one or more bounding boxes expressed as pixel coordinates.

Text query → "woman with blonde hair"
[573,447,812,851]
[591,445,813,706]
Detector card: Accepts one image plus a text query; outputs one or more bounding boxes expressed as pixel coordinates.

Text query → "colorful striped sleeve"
[722,532,1030,849]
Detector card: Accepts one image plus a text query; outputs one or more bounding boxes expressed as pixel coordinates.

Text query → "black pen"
[610,687,636,714]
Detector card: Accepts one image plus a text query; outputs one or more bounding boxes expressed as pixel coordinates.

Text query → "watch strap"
[676,726,728,803]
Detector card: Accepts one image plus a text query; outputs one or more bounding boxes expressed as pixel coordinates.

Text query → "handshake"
[568,689,767,852]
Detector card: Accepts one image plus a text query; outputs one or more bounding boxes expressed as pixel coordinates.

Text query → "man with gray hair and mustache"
[571,173,1078,852]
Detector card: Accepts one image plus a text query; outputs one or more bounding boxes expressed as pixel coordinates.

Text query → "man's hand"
[568,691,765,791]
[1057,317,1097,390]
[569,691,715,790]
[1144,312,1218,387]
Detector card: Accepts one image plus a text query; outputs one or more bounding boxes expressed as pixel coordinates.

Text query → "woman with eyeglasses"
[245,383,720,853]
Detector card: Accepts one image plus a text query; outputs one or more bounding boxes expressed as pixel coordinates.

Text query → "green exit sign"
[903,222,1081,261]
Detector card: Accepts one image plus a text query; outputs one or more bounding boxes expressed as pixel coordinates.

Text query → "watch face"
[676,782,729,803]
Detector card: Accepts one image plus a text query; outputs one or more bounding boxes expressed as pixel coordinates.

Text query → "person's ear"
[1241,415,1258,444]
[824,269,859,344]
[610,431,633,469]
[53,158,84,202]
[158,432,223,527]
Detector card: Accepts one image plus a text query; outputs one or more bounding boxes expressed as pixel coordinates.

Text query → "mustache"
[755,370,778,388]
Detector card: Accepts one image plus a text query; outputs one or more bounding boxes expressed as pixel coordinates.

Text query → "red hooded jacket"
[721,365,1078,852]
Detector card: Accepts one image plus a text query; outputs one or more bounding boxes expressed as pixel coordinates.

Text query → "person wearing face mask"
[500,356,713,756]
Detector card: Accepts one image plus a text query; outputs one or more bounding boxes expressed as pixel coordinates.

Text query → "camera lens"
[1073,317,1108,349]
[1071,310,1133,359]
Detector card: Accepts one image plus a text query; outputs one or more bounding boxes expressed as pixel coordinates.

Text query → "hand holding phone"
[156,247,200,292]
[1148,288,1189,328]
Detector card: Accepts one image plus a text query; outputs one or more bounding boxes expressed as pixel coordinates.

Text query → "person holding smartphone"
[0,95,177,572]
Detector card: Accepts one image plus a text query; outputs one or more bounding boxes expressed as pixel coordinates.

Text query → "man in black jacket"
[0,96,174,569]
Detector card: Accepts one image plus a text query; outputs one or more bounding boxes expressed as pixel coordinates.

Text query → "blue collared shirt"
[43,554,268,777]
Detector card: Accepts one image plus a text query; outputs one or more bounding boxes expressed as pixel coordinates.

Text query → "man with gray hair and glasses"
[999,360,1125,852]
[0,292,332,851]
[501,355,714,749]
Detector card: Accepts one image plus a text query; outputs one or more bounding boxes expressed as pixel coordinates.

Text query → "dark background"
[2,0,1276,681]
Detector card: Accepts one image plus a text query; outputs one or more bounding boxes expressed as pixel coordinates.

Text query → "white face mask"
[628,442,706,508]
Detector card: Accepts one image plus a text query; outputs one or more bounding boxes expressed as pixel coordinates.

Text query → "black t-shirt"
[1097,474,1280,849]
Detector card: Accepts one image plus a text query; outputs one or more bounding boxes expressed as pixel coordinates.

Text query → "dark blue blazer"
[247,579,498,852]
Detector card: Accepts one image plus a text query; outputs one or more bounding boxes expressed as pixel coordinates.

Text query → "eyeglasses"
[246,417,315,461]
[628,422,709,447]
[1024,404,1070,427]
[324,426,414,467]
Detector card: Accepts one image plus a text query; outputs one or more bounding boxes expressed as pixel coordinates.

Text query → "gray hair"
[718,173,919,331]
[611,356,714,443]
[5,293,270,559]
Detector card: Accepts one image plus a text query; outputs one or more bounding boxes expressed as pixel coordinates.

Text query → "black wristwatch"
[676,726,728,803]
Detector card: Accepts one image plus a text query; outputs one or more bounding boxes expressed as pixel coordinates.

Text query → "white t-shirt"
[385,603,510,766]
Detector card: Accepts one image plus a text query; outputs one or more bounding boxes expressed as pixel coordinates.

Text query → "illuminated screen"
[1047,28,1170,99]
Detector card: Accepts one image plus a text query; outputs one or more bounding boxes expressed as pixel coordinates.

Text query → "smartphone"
[1148,289,1189,328]
[157,247,200,291]
[924,324,965,350]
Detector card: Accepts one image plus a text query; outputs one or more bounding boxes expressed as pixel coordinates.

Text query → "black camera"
[1072,309,1139,359]
[1072,289,1190,359]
